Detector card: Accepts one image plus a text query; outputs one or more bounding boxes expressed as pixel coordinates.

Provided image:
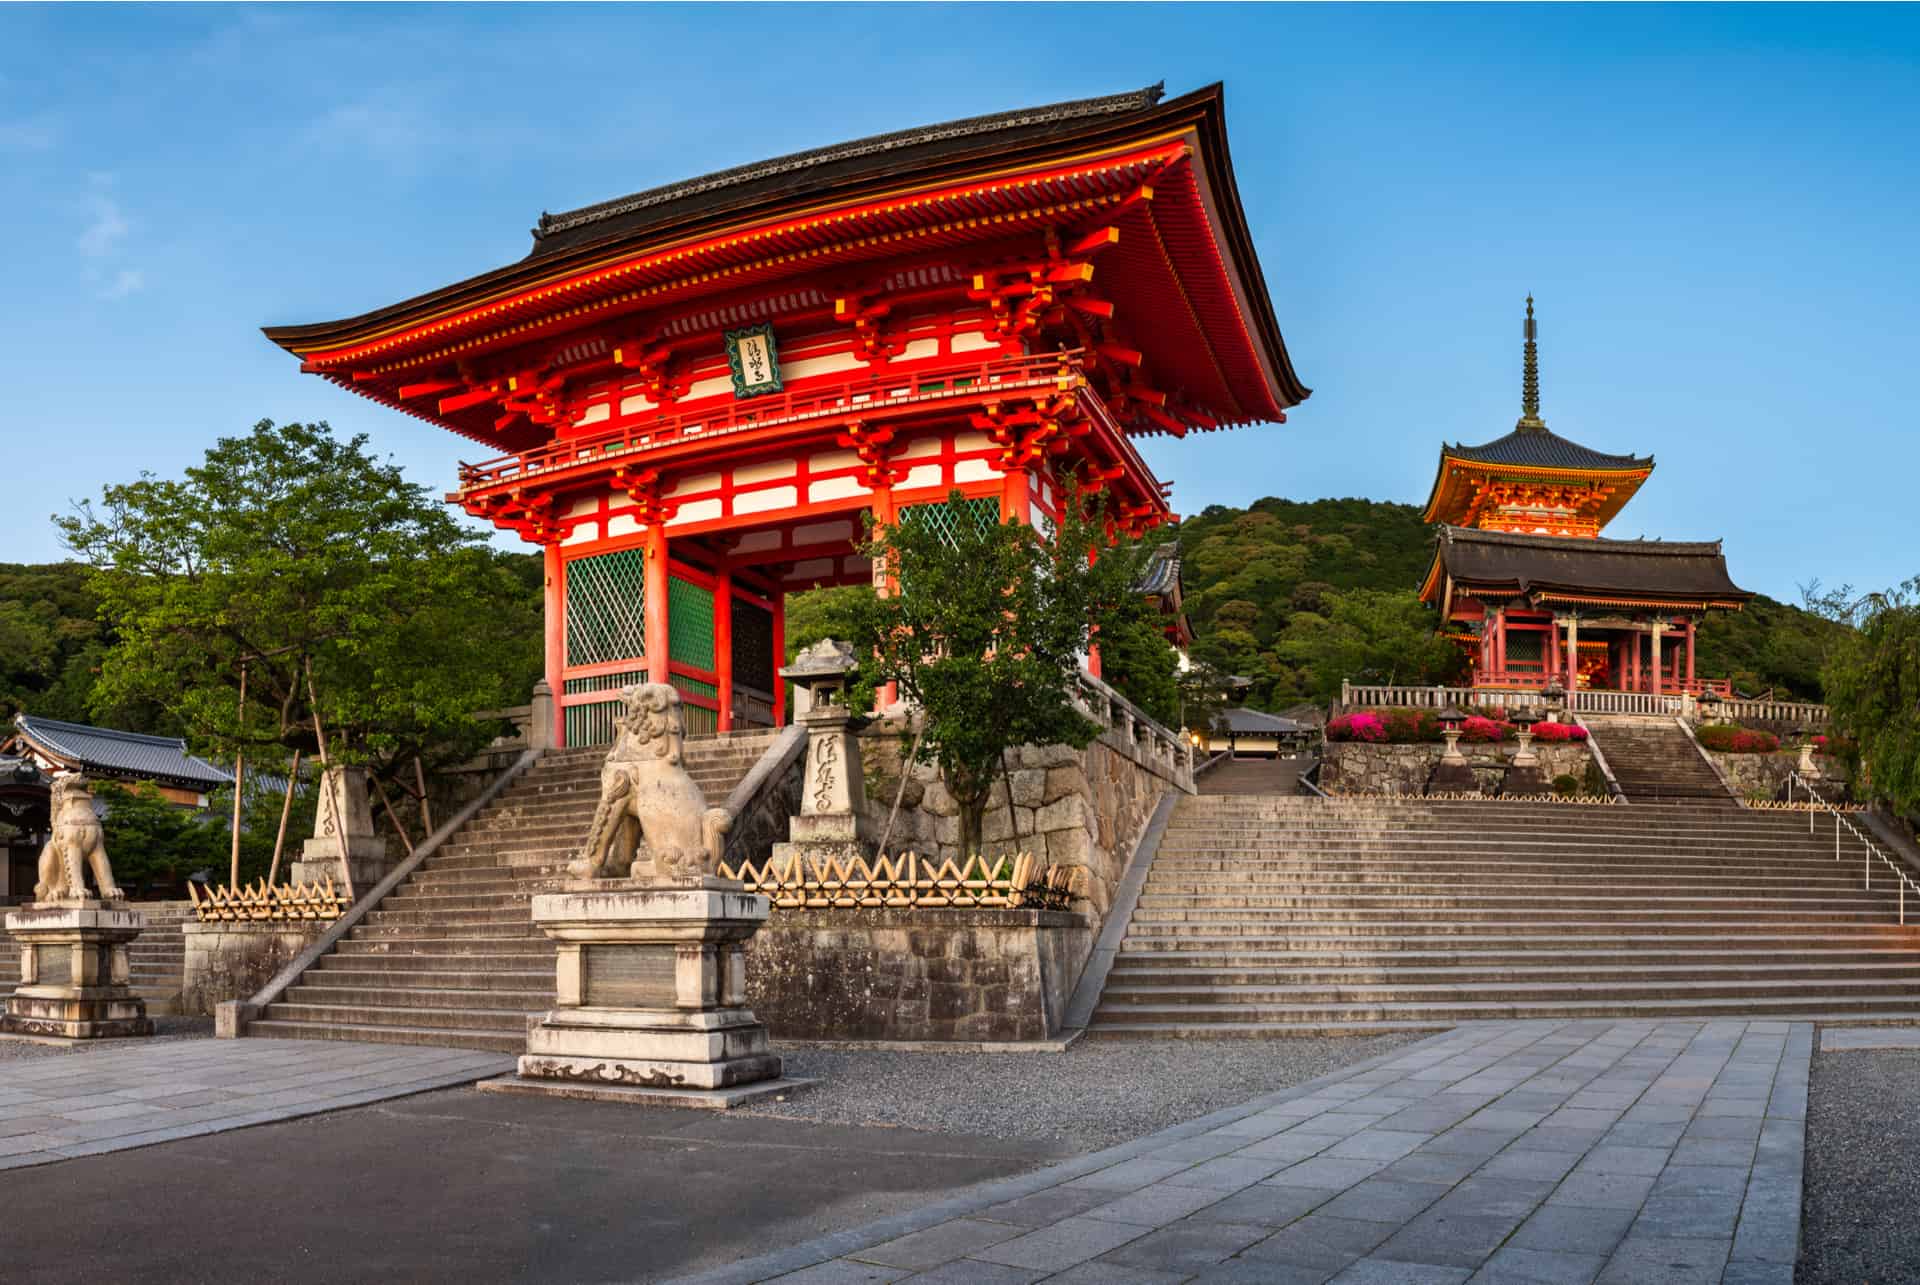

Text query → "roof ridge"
[17,714,193,750]
[1442,526,1726,555]
[531,84,1167,243]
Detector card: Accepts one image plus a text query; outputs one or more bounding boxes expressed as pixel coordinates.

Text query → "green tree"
[1812,578,1920,811]
[1274,587,1463,701]
[54,420,541,794]
[1095,595,1181,728]
[850,487,1143,856]
[93,782,225,894]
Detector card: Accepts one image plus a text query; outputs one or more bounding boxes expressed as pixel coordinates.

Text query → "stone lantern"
[777,638,870,857]
[1427,705,1477,795]
[1541,682,1567,725]
[1699,689,1723,724]
[1793,725,1823,780]
[1505,705,1548,796]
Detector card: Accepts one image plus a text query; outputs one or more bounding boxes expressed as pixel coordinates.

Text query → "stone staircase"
[1089,794,1920,1037]
[0,901,192,1016]
[1197,756,1312,796]
[245,730,780,1052]
[1586,716,1733,803]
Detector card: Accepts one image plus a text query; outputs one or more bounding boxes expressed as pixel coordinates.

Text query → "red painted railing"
[455,350,1087,493]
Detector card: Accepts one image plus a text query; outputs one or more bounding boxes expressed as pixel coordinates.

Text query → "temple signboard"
[725,323,782,399]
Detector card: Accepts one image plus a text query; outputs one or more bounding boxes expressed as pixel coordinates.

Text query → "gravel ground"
[744,1030,1431,1150]
[0,1016,213,1062]
[1799,1047,1920,1283]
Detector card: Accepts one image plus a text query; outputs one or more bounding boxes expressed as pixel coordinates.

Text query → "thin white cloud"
[73,175,145,300]
[100,268,145,300]
[78,193,129,259]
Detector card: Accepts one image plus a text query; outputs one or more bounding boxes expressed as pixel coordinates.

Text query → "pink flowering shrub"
[1326,712,1387,743]
[1696,723,1780,754]
[1531,721,1589,743]
[1459,715,1510,743]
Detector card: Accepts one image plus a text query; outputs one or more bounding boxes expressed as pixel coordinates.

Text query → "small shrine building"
[264,84,1307,747]
[1417,301,1751,695]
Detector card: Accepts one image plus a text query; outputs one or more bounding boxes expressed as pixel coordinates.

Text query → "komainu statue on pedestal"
[570,684,732,884]
[36,773,123,902]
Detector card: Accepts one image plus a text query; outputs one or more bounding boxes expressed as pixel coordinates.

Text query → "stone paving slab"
[1818,1025,1920,1051]
[0,1037,511,1170]
[675,1020,1811,1285]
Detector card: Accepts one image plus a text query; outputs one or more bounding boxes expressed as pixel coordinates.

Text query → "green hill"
[1173,497,1840,709]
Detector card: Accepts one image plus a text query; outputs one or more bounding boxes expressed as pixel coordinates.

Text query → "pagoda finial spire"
[1517,294,1546,432]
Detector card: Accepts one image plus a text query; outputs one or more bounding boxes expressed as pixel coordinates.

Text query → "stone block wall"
[1322,741,1596,796]
[744,908,1088,1042]
[182,921,326,1017]
[1704,750,1852,801]
[857,722,1169,925]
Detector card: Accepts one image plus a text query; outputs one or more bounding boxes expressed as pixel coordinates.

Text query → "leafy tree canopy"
[54,420,541,783]
[1808,578,1920,812]
[846,487,1147,855]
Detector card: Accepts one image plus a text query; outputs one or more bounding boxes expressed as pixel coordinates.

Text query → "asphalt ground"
[0,1085,1067,1284]
[1798,1046,1920,1284]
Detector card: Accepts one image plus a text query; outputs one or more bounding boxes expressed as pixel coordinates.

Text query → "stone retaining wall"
[182,920,327,1017]
[1704,750,1852,801]
[744,908,1089,1042]
[1321,740,1597,796]
[857,723,1168,926]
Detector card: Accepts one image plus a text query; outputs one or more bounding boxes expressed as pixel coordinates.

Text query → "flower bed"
[1326,708,1586,745]
[1696,723,1780,754]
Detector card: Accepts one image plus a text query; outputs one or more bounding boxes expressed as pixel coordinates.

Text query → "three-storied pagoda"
[1417,300,1751,695]
[265,85,1307,746]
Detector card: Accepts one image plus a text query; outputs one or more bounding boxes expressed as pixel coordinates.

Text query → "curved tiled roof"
[1427,526,1750,603]
[1442,427,1651,472]
[531,85,1168,255]
[1136,543,1182,596]
[13,715,232,792]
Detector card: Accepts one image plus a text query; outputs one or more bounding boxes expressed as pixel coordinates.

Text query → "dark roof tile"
[1432,526,1750,602]
[1443,428,1650,472]
[14,715,232,791]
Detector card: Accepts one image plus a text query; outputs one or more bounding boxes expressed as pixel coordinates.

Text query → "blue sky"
[3,4,1915,602]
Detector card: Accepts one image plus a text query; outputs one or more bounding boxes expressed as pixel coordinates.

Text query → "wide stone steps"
[1091,787,1920,1036]
[1586,721,1733,802]
[250,737,767,1051]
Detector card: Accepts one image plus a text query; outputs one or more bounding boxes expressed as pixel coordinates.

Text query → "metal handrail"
[1788,770,1920,925]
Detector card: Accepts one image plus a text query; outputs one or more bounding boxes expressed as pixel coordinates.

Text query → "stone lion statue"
[569,684,732,884]
[37,773,124,902]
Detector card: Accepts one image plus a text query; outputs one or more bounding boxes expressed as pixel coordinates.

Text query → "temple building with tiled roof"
[1417,300,1751,696]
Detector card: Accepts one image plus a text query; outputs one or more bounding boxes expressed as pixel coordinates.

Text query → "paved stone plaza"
[688,1019,1808,1284]
[0,1039,510,1169]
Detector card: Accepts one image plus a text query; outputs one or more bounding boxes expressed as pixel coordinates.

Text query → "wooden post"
[771,589,787,728]
[1494,607,1507,680]
[1565,614,1580,696]
[544,543,565,748]
[644,523,671,687]
[715,561,734,732]
[230,663,247,891]
[370,772,415,857]
[1651,622,1664,697]
[414,757,433,836]
[1685,618,1697,691]
[1547,617,1560,683]
[872,486,899,711]
[266,749,301,887]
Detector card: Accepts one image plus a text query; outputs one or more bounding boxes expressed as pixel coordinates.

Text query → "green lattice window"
[668,576,715,671]
[566,549,646,667]
[901,496,1001,547]
[564,669,646,746]
[1506,633,1545,665]
[731,599,775,693]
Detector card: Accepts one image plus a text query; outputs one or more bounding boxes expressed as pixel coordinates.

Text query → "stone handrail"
[1571,714,1627,801]
[215,748,542,1038]
[1073,669,1195,793]
[1340,680,1829,726]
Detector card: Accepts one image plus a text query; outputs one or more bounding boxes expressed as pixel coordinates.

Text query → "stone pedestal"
[291,765,391,891]
[3,901,153,1039]
[479,880,809,1109]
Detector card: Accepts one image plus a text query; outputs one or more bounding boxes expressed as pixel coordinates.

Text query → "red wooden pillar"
[543,542,565,748]
[872,485,899,710]
[644,523,670,686]
[1685,617,1697,691]
[714,560,734,731]
[1547,618,1560,684]
[771,590,787,728]
[999,470,1031,524]
[1494,608,1507,680]
[1086,543,1103,680]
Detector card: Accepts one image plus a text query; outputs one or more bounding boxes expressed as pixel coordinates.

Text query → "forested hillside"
[1173,496,1841,709]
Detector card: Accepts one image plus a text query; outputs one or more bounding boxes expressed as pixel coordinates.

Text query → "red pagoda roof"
[261,84,1308,454]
